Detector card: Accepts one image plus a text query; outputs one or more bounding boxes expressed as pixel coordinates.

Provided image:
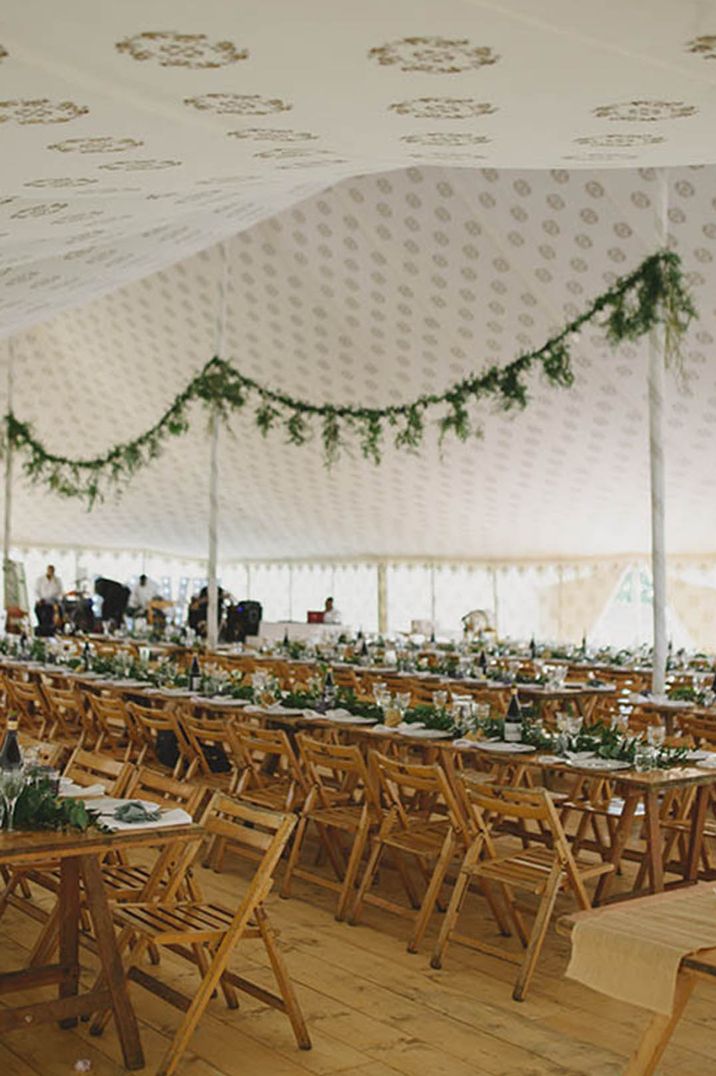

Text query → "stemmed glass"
[0,767,26,832]
[647,722,666,748]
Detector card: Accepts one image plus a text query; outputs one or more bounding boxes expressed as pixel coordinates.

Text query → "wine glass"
[0,767,26,831]
[433,690,448,712]
[647,723,666,748]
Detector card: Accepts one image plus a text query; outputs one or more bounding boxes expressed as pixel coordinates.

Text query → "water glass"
[634,745,657,772]
[0,767,27,831]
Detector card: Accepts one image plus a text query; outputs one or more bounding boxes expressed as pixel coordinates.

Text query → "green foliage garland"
[5,249,695,507]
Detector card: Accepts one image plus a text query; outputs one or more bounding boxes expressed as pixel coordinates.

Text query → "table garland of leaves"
[3,249,696,506]
[11,772,107,833]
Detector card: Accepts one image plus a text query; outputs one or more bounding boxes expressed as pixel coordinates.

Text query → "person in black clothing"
[187,585,224,637]
[94,577,130,630]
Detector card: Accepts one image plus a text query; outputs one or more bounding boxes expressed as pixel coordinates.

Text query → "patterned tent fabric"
[2,1,716,562]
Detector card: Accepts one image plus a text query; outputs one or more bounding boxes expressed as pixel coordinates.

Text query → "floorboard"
[0,840,714,1074]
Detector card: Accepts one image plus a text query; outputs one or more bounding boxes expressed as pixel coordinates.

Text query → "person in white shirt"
[128,574,158,616]
[323,596,342,624]
[34,564,63,635]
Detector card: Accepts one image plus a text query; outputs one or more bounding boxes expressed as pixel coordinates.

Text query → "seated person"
[94,577,130,631]
[323,596,342,624]
[34,564,63,636]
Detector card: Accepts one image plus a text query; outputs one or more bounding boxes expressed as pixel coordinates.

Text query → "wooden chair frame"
[280,733,381,921]
[431,777,613,1000]
[348,750,471,953]
[91,794,311,1076]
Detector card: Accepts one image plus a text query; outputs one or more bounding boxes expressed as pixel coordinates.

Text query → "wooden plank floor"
[1,846,715,1075]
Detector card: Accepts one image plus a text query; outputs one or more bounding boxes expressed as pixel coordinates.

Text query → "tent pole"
[206,410,219,651]
[649,171,669,695]
[377,562,388,636]
[3,340,14,613]
[206,241,229,653]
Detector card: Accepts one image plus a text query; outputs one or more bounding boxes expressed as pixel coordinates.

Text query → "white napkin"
[697,754,716,769]
[452,738,481,749]
[325,708,353,719]
[370,721,424,734]
[59,780,105,798]
[102,807,192,832]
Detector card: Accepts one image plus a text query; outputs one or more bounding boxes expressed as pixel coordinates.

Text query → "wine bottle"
[360,637,369,658]
[503,689,523,743]
[323,666,336,704]
[479,649,488,675]
[529,636,536,660]
[82,640,92,671]
[0,716,22,770]
[581,633,587,655]
[430,628,436,644]
[189,655,201,693]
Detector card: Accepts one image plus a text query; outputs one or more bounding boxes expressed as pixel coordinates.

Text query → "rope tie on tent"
[2,248,696,507]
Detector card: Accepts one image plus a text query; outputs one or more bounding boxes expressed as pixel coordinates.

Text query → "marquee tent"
[2,1,716,642]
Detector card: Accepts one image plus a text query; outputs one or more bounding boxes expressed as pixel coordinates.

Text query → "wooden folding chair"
[280,733,380,921]
[348,751,471,952]
[180,709,242,789]
[86,692,141,760]
[127,700,190,778]
[430,776,614,1000]
[90,794,311,1076]
[5,678,50,738]
[234,724,307,811]
[39,682,85,746]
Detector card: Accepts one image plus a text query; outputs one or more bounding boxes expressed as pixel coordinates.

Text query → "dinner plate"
[566,757,631,771]
[395,727,450,739]
[475,741,536,754]
[536,755,564,765]
[327,713,378,725]
[696,756,716,770]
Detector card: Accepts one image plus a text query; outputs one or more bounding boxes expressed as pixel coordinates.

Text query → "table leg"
[624,971,694,1076]
[685,784,709,883]
[595,791,639,904]
[643,789,665,893]
[58,857,80,1029]
[79,855,144,1071]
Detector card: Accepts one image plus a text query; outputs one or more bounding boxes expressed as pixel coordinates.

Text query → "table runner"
[567,885,716,1014]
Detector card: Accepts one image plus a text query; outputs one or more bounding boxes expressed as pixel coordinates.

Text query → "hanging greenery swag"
[5,249,696,507]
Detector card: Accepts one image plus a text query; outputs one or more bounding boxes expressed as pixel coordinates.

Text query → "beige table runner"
[567,885,716,1014]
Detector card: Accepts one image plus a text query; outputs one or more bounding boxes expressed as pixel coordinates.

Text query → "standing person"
[323,596,342,624]
[128,573,158,617]
[34,564,63,636]
[94,577,130,631]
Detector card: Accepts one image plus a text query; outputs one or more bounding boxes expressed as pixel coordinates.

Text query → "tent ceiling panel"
[5,164,716,562]
[3,0,716,333]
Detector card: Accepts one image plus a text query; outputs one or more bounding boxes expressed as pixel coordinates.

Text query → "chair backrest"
[234,724,306,792]
[5,678,48,735]
[124,765,206,818]
[87,691,133,741]
[297,733,379,811]
[202,793,296,908]
[63,745,131,795]
[369,750,469,839]
[180,710,241,781]
[459,775,580,877]
[40,683,83,741]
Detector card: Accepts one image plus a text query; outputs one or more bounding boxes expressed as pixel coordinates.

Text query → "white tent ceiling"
[3,2,716,564]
